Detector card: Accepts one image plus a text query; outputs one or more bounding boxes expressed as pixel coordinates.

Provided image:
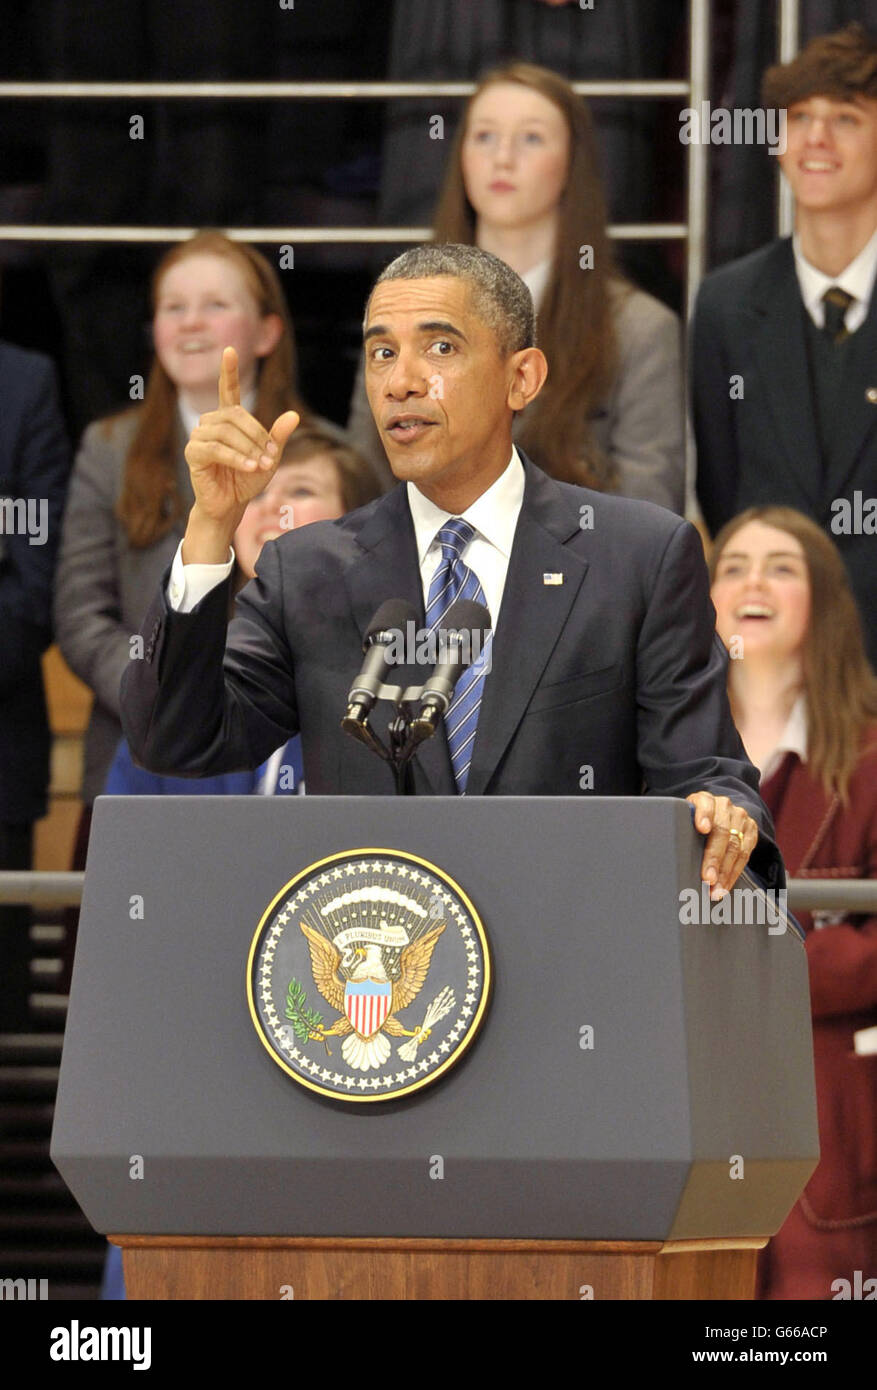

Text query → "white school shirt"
[792,223,877,334]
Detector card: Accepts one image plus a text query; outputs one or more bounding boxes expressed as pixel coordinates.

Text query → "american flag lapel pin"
[543,572,564,585]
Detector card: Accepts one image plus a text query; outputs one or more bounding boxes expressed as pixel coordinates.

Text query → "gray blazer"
[54,409,194,803]
[348,282,685,513]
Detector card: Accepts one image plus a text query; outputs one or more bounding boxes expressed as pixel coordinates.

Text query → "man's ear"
[507,347,548,412]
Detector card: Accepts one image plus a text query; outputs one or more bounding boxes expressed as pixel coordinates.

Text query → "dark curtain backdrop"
[25,0,390,436]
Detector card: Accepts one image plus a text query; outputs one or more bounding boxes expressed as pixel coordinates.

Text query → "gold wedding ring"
[728,828,743,845]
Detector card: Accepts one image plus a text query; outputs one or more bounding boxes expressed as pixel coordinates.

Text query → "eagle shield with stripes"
[345,978,392,1038]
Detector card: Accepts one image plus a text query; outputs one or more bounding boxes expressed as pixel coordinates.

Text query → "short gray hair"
[366,243,536,356]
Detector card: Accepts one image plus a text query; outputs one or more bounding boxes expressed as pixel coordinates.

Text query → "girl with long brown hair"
[349,62,684,509]
[710,506,877,1300]
[53,233,315,959]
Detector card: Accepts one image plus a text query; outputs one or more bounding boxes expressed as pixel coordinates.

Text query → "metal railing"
[777,0,800,238]
[0,3,807,302]
[0,1,711,314]
[0,80,691,99]
[0,223,688,245]
[0,873,84,907]
[0,872,873,915]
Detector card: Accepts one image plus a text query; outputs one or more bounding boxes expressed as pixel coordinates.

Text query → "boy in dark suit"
[692,23,877,667]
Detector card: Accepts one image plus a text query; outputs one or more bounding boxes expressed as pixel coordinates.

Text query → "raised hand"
[182,347,299,562]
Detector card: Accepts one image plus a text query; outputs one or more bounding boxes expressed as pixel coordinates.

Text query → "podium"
[51,795,818,1300]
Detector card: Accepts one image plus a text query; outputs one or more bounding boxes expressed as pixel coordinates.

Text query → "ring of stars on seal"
[247,848,491,1102]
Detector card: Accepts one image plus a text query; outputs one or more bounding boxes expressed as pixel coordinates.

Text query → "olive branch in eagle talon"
[298,919,446,1071]
[285,979,327,1050]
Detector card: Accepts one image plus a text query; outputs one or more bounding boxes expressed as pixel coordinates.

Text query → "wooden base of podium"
[112,1235,766,1300]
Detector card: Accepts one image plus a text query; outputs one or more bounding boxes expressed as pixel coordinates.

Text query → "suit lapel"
[749,241,824,509]
[341,486,456,794]
[465,459,588,797]
[823,298,877,503]
[766,755,836,873]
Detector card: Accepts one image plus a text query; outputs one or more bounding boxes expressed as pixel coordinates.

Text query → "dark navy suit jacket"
[692,237,877,666]
[121,455,784,886]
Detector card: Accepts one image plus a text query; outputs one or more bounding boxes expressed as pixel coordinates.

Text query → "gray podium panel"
[51,796,818,1239]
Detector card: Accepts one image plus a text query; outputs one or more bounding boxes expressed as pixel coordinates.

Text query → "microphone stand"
[341,684,424,796]
[342,601,488,794]
[342,603,487,794]
[388,712,416,795]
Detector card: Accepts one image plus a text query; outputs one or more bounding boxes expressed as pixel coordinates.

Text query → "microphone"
[410,599,492,742]
[344,599,416,728]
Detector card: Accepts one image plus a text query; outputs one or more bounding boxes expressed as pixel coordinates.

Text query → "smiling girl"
[710,506,877,1300]
[55,232,310,811]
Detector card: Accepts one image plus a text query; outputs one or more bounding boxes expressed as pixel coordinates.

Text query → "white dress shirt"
[792,224,877,333]
[758,693,808,785]
[406,447,523,623]
[521,257,551,313]
[176,388,256,439]
[167,446,526,618]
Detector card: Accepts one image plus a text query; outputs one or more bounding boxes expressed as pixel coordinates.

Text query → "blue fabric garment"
[101,1244,126,1300]
[103,736,302,796]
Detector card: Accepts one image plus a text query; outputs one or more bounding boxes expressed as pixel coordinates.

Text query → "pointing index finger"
[219,347,241,409]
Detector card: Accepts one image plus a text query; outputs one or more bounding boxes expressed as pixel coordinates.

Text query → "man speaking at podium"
[122,244,782,898]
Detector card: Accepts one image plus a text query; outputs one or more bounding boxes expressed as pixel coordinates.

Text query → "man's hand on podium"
[182,347,300,564]
[686,792,759,900]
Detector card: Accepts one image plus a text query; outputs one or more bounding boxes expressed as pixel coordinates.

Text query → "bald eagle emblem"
[248,851,491,1102]
[300,915,448,1071]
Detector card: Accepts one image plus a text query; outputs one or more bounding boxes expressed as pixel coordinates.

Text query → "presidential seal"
[247,849,491,1102]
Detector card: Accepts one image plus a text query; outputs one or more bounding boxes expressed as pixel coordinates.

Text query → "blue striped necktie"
[424,517,492,793]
